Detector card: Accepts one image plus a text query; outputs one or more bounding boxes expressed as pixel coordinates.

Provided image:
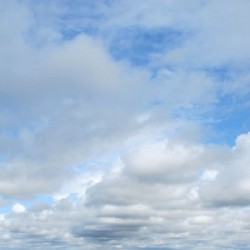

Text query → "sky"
[0,0,250,249]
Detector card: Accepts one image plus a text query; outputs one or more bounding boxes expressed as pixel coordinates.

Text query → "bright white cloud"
[12,203,26,213]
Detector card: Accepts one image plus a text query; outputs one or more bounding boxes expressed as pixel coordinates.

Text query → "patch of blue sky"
[0,128,19,139]
[205,65,250,83]
[68,192,78,202]
[149,99,165,108]
[74,148,124,172]
[183,93,248,146]
[0,154,10,163]
[23,194,54,208]
[0,194,54,214]
[0,205,10,214]
[0,154,6,161]
[170,92,250,146]
[60,23,99,41]
[59,13,101,37]
[55,0,107,40]
[109,27,187,66]
[24,0,105,45]
[209,104,250,146]
[0,116,46,140]
[205,66,236,82]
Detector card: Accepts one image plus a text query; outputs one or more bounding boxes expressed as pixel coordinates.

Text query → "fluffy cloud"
[200,132,250,207]
[12,203,26,214]
[1,133,250,249]
[0,7,151,198]
[75,133,250,248]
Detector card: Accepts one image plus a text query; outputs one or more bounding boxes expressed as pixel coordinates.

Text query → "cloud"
[12,203,26,214]
[0,4,152,198]
[1,134,250,249]
[76,132,250,248]
[201,169,218,181]
[200,132,250,207]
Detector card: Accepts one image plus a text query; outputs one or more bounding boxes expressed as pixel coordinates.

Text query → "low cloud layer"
[1,133,250,249]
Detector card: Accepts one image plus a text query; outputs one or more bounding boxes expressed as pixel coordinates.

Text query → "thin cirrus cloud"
[0,0,250,249]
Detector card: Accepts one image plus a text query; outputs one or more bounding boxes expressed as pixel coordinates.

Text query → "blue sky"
[0,0,250,249]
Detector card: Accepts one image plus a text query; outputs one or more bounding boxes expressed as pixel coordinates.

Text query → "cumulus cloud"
[12,203,26,213]
[200,132,250,207]
[1,133,250,249]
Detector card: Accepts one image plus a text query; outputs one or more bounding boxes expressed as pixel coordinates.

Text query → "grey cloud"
[0,5,154,198]
[73,223,143,242]
[80,133,250,248]
[200,132,250,207]
[2,131,250,249]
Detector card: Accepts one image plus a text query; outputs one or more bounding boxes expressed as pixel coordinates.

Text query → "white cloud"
[53,171,103,201]
[201,169,218,181]
[12,203,26,213]
[123,139,205,184]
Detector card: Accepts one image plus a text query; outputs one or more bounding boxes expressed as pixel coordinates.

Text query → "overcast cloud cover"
[0,0,250,249]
